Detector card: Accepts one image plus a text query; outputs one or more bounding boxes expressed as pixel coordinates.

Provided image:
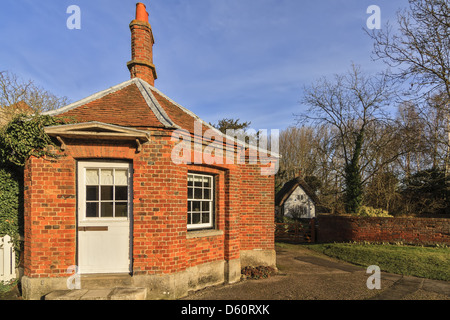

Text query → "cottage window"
[83,165,130,219]
[187,173,214,230]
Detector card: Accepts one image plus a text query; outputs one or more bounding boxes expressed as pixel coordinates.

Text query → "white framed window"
[79,162,131,220]
[187,173,214,230]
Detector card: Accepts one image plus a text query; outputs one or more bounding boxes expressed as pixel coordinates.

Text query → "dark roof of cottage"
[275,177,319,207]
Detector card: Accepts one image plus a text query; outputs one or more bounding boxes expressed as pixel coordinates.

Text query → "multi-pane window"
[85,168,130,218]
[187,173,214,230]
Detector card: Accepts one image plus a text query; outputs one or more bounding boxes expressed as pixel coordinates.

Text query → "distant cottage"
[21,2,278,300]
[275,175,319,220]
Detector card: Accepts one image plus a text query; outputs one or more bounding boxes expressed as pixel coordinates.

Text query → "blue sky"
[0,0,409,131]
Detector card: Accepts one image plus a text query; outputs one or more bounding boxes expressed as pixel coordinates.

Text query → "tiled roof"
[43,78,171,129]
[43,78,218,137]
[275,177,319,207]
[43,77,280,159]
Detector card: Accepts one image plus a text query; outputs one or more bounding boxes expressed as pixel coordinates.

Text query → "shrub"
[0,114,70,260]
[0,113,67,166]
[241,266,277,280]
[356,206,393,218]
[0,166,22,252]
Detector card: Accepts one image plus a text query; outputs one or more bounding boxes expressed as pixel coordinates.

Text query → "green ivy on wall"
[0,113,69,258]
[0,166,22,255]
[0,114,67,167]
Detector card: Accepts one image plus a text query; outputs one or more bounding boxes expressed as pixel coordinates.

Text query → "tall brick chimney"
[127,2,157,86]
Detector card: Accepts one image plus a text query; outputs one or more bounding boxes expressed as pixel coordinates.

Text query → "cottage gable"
[276,177,319,207]
[276,177,319,219]
[43,79,173,129]
[44,121,150,138]
[43,77,223,139]
[44,121,150,153]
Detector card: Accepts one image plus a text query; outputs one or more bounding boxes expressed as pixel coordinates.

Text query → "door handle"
[78,226,109,232]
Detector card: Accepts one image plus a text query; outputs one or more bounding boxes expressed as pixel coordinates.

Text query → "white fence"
[0,235,16,282]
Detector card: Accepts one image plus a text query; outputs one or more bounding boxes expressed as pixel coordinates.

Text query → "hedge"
[0,113,70,261]
[0,165,22,258]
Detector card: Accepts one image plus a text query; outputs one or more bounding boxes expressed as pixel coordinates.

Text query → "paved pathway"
[369,275,450,300]
[44,287,147,300]
[1,244,448,300]
[184,244,450,300]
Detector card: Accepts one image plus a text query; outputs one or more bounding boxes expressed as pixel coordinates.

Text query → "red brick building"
[21,3,278,300]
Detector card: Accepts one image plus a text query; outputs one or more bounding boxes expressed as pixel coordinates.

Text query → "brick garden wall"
[317,215,450,245]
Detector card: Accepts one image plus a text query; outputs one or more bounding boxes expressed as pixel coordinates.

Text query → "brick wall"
[24,130,276,279]
[240,164,275,251]
[186,234,225,267]
[24,139,139,278]
[185,165,227,268]
[317,215,450,245]
[131,133,187,275]
[23,150,77,278]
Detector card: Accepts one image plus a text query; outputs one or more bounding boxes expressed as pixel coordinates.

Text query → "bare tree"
[368,0,450,191]
[368,0,449,101]
[276,124,344,213]
[0,70,69,125]
[296,64,397,213]
[395,102,426,175]
[309,124,346,213]
[278,126,315,180]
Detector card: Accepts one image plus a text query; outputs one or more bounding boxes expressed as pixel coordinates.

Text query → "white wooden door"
[77,161,132,274]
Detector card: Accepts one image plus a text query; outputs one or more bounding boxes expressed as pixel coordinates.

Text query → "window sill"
[186,229,224,239]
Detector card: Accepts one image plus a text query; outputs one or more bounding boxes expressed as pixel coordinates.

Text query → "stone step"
[80,273,133,290]
[45,287,147,300]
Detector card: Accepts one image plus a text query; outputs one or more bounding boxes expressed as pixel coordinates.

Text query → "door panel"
[78,224,130,273]
[77,161,132,274]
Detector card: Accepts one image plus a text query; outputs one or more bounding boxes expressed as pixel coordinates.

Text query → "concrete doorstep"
[45,287,147,300]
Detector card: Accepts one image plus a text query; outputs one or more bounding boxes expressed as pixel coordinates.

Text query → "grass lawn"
[302,242,450,281]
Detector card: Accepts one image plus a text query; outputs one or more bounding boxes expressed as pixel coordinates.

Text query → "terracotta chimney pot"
[135,3,149,22]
